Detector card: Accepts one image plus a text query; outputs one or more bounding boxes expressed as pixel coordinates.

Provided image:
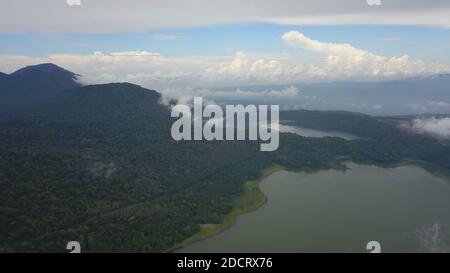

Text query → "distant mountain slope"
[22,82,165,123]
[324,74,450,114]
[207,74,450,115]
[281,109,450,171]
[0,63,80,106]
[281,110,386,138]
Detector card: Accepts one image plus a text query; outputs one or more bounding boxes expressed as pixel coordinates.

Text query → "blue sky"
[1,24,449,64]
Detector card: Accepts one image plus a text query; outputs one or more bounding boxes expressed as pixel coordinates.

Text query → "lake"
[180,163,450,253]
[278,124,358,140]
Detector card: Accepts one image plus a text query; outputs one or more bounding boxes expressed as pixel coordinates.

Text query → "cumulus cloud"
[411,101,450,113]
[282,31,446,78]
[428,101,450,108]
[1,0,450,33]
[372,104,384,110]
[110,51,160,57]
[0,32,448,90]
[401,117,450,138]
[159,85,300,106]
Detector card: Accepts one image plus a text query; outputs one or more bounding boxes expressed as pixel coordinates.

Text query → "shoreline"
[168,164,285,253]
[167,159,450,252]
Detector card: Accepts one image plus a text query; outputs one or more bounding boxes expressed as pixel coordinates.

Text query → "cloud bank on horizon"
[1,30,448,89]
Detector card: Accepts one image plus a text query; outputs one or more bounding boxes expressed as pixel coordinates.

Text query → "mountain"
[0,72,7,86]
[10,63,74,76]
[313,74,450,115]
[0,63,81,106]
[0,81,273,252]
[23,82,165,122]
[207,74,450,115]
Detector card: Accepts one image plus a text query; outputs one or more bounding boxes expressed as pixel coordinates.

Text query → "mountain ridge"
[0,63,81,106]
[10,63,77,77]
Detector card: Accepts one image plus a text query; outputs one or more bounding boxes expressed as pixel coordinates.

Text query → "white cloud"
[1,0,450,33]
[150,35,186,41]
[110,51,161,57]
[267,7,450,29]
[411,101,450,112]
[428,101,450,108]
[372,104,384,110]
[159,85,300,106]
[0,32,449,90]
[402,117,450,138]
[282,31,446,78]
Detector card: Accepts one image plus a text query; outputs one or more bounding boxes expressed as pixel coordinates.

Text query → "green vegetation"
[1,82,449,253]
[281,110,450,171]
[170,164,285,252]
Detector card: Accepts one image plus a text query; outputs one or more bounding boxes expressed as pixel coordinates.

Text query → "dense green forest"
[1,65,449,252]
